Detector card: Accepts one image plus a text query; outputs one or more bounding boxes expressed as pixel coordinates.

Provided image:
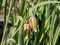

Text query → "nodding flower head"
[29,16,37,30]
[24,24,31,38]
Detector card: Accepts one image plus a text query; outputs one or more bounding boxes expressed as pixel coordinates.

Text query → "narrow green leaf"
[53,24,60,45]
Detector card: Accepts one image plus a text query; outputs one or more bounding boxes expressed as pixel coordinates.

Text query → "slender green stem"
[1,0,12,45]
[33,29,38,45]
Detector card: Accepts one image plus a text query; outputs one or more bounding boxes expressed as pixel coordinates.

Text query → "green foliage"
[0,0,60,45]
